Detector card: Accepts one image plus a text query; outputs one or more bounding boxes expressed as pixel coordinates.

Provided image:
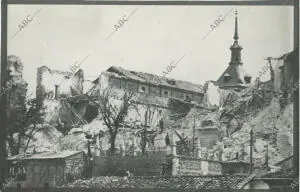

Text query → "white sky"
[7,5,294,95]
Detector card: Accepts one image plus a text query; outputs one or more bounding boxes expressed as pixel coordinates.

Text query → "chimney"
[55,85,59,99]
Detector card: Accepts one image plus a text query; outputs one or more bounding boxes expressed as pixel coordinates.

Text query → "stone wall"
[171,155,222,176]
[92,155,167,176]
[167,142,252,176]
[221,162,250,175]
[208,160,223,175]
[177,156,202,175]
[196,128,219,149]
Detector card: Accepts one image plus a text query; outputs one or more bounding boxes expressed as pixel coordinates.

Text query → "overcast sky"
[7,5,294,95]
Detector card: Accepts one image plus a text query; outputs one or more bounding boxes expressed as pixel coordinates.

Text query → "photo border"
[0,0,299,189]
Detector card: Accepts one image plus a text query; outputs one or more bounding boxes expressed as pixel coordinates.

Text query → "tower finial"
[234,9,239,41]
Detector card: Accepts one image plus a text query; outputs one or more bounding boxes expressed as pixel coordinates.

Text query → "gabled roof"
[216,64,251,89]
[106,66,204,94]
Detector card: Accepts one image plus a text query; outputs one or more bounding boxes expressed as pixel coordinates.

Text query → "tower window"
[244,76,251,84]
[224,73,231,82]
[164,91,169,96]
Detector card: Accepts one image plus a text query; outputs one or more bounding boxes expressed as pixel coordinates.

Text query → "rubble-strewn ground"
[60,175,254,189]
[24,125,62,153]
[214,88,293,166]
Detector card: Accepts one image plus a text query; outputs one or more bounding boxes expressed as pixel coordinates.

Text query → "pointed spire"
[234,9,239,41]
[229,9,242,65]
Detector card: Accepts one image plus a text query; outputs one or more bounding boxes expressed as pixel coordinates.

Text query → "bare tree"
[96,88,135,155]
[140,103,161,155]
[22,98,47,153]
[6,97,46,155]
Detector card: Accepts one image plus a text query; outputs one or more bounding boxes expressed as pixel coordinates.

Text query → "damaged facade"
[269,48,298,94]
[35,66,87,132]
[36,66,84,101]
[97,66,205,104]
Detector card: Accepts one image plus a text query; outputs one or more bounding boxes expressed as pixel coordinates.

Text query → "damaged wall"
[217,96,293,166]
[269,49,298,93]
[36,66,84,100]
[92,155,167,176]
[97,71,204,104]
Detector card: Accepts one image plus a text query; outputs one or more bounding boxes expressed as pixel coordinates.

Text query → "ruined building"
[216,11,252,90]
[88,66,223,152]
[96,66,205,104]
[36,66,84,101]
[6,55,28,155]
[35,66,86,131]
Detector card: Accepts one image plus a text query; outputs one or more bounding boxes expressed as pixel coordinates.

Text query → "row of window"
[109,77,202,102]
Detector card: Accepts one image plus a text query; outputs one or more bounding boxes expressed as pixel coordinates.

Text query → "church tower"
[216,10,251,90]
[230,10,242,65]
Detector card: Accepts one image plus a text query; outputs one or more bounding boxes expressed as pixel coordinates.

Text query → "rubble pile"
[215,86,293,166]
[61,175,253,189]
[26,125,62,153]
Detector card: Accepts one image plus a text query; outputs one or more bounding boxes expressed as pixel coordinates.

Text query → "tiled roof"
[216,64,251,89]
[7,151,83,161]
[62,175,255,189]
[106,66,204,93]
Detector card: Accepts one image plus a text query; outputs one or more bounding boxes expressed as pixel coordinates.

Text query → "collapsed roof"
[106,66,204,94]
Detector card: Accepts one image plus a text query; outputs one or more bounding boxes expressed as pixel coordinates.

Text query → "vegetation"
[5,56,47,155]
[96,88,135,155]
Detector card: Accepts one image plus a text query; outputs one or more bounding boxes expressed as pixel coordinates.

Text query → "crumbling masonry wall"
[36,66,84,101]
